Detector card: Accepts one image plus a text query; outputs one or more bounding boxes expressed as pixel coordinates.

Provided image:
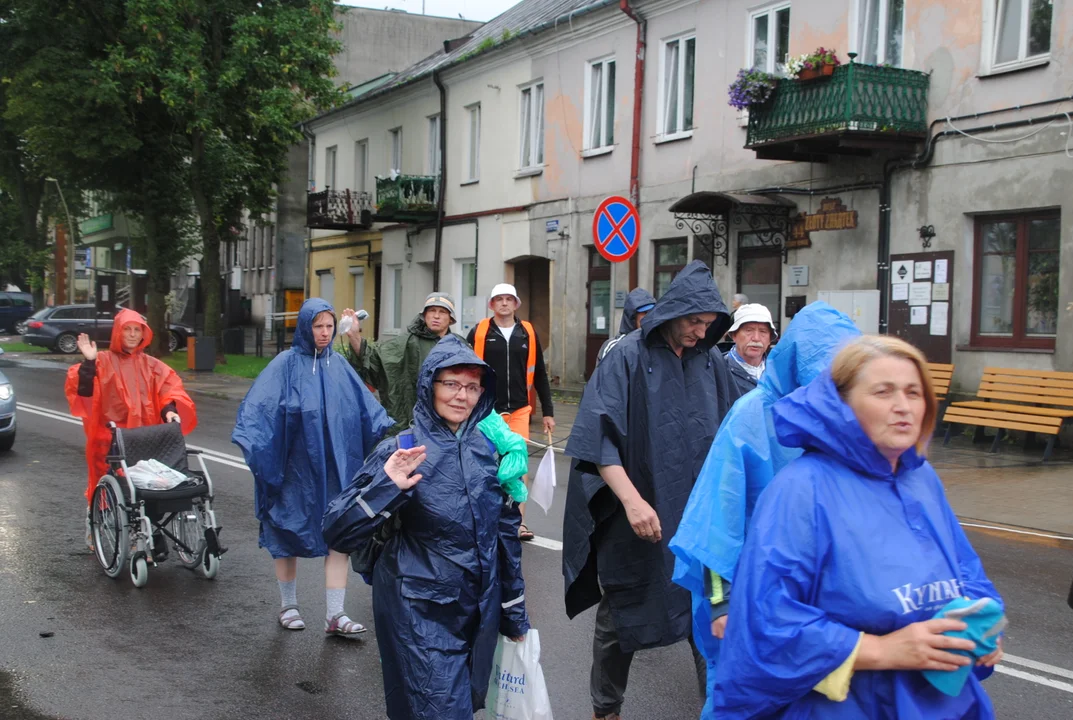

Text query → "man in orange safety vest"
[468,282,555,541]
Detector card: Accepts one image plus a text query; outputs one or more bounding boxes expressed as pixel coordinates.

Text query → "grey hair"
[733,293,749,305]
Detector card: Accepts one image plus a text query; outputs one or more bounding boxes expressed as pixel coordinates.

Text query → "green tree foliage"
[4,0,342,355]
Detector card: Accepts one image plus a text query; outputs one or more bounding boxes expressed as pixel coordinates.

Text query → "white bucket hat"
[728,303,778,337]
[488,283,522,307]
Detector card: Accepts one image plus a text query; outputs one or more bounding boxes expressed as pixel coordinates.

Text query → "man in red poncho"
[65,308,197,551]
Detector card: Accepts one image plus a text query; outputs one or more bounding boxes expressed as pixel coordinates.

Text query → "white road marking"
[959,522,1073,543]
[17,401,251,471]
[527,536,564,552]
[1004,654,1073,682]
[994,666,1073,694]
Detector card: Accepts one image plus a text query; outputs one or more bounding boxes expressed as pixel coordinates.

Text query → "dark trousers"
[590,595,706,717]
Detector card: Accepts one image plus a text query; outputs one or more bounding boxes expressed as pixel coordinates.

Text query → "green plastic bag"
[478,412,529,503]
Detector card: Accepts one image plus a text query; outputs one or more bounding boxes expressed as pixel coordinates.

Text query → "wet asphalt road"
[1,354,1072,719]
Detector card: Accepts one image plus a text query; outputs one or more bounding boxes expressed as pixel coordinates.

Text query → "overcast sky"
[342,0,521,22]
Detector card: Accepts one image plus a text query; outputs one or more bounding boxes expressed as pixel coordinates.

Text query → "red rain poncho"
[65,308,197,502]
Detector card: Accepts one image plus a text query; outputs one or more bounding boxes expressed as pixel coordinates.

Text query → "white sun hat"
[728,303,778,338]
[488,283,522,307]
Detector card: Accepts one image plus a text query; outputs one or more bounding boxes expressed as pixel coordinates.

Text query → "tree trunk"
[140,193,170,357]
[190,133,224,363]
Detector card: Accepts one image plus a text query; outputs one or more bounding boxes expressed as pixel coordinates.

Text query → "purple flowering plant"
[727,67,779,111]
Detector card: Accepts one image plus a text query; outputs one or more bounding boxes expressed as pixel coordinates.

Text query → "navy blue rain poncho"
[669,302,860,717]
[596,287,657,364]
[322,335,529,720]
[712,368,1003,719]
[563,260,740,652]
[232,298,392,558]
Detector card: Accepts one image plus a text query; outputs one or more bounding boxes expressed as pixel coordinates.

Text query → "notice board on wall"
[888,250,954,364]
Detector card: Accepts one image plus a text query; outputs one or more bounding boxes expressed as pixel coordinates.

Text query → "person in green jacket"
[336,292,529,502]
[337,292,465,437]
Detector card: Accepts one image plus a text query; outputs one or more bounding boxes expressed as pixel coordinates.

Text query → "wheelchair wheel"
[130,552,149,588]
[90,476,129,579]
[170,511,205,570]
[198,550,220,580]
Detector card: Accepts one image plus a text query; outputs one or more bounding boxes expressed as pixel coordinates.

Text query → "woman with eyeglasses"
[324,334,529,720]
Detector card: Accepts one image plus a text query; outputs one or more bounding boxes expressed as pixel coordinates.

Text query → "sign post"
[593,195,641,339]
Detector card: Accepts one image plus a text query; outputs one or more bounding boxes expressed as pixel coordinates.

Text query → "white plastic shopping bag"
[485,629,553,720]
[127,459,188,490]
[530,436,556,514]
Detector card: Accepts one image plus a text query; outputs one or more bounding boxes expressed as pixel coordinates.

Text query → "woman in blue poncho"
[232,298,392,635]
[713,336,1004,719]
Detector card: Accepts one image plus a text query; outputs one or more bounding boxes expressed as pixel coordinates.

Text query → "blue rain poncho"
[232,298,392,558]
[711,368,1003,719]
[322,335,529,720]
[669,302,861,697]
[563,260,740,652]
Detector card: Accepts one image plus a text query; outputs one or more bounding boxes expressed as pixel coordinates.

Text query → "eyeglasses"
[435,380,484,398]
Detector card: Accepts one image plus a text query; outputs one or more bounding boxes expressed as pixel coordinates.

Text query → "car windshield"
[28,308,52,320]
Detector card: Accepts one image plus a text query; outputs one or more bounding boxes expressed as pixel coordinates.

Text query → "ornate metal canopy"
[669,192,794,266]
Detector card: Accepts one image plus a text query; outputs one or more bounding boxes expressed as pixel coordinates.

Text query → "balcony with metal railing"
[306,189,373,230]
[374,174,439,223]
[745,61,930,161]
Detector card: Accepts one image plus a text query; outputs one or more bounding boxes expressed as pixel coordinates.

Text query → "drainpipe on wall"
[301,124,316,301]
[620,0,645,291]
[433,71,448,290]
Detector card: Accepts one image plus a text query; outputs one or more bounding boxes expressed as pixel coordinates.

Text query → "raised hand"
[384,445,427,490]
[77,333,98,362]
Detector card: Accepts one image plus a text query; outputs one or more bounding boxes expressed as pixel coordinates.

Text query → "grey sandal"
[325,612,366,638]
[279,605,306,631]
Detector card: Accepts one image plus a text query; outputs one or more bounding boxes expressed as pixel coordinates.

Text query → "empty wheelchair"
[88,421,225,587]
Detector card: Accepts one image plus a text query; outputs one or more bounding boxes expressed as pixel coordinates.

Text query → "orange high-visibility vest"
[473,318,537,396]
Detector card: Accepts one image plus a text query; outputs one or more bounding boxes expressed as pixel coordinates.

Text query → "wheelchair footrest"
[205,526,228,557]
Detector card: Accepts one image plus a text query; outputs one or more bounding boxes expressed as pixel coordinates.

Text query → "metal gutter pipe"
[620,0,645,290]
[433,72,448,289]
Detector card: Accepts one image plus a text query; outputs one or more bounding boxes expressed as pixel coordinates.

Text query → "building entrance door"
[585,249,611,378]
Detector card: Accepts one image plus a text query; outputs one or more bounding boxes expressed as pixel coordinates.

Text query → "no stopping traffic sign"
[593,196,640,263]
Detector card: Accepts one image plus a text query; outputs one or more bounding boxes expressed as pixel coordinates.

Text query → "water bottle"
[338,309,368,336]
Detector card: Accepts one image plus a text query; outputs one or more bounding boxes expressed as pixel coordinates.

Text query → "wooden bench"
[926,363,954,403]
[942,367,1073,461]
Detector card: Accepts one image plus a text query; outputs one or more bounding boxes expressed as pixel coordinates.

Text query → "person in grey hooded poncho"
[563,260,741,719]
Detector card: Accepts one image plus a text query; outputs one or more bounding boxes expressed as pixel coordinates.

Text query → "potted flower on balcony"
[783,48,841,80]
[727,67,779,111]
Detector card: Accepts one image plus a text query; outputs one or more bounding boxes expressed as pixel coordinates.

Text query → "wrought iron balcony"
[746,62,930,161]
[375,174,439,222]
[307,189,373,230]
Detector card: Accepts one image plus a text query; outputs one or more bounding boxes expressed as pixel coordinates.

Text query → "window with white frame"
[325,145,337,189]
[354,140,368,193]
[389,127,402,173]
[584,57,616,151]
[659,34,696,138]
[466,104,481,181]
[856,0,904,66]
[988,0,1052,69]
[386,264,404,331]
[749,4,791,74]
[519,82,545,170]
[427,114,442,175]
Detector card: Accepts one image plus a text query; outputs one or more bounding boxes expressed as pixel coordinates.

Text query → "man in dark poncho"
[563,260,741,720]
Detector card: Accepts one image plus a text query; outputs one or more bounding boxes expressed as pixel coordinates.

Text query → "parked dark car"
[0,291,35,334]
[22,305,192,354]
